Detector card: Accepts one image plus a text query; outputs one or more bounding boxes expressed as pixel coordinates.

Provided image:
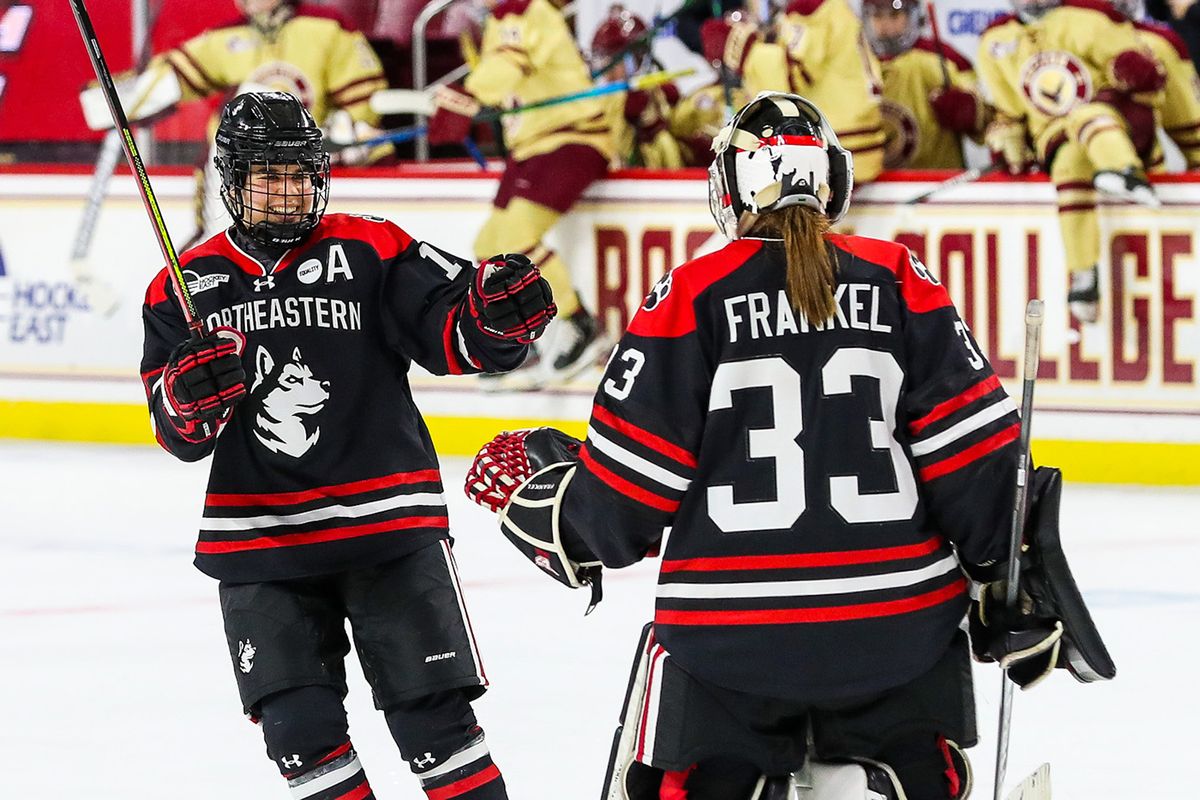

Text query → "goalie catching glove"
[968,467,1117,689]
[465,428,605,612]
[468,254,557,343]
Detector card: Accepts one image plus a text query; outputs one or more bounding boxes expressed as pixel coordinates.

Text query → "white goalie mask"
[707,92,853,240]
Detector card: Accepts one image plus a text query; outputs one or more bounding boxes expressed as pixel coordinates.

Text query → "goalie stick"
[68,0,204,339]
[993,299,1046,800]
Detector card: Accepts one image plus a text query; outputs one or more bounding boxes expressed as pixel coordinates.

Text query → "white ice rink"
[2,440,1196,799]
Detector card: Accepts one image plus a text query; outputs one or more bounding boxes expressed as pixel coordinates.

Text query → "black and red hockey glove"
[163,327,247,427]
[465,427,581,513]
[468,253,557,343]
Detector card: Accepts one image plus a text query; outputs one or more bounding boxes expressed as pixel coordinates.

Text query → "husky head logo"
[237,639,256,674]
[251,345,330,458]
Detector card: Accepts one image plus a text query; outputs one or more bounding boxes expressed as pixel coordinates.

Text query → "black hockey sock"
[259,685,375,799]
[384,690,507,799]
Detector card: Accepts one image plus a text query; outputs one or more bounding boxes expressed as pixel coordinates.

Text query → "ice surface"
[1,441,1195,798]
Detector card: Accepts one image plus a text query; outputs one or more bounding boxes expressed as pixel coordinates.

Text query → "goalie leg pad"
[258,685,375,798]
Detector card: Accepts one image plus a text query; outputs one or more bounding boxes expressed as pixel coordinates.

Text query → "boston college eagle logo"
[1020,51,1092,117]
[881,99,920,168]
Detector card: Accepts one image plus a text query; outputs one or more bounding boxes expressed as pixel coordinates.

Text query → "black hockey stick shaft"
[993,299,1045,800]
[68,0,204,340]
[589,0,705,79]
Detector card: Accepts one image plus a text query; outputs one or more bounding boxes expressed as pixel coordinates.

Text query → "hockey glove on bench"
[468,253,557,343]
[163,327,247,437]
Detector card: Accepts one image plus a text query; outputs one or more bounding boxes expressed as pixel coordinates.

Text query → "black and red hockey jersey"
[561,234,1019,702]
[141,214,527,583]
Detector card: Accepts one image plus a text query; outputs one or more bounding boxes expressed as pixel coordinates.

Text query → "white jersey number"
[706,350,918,532]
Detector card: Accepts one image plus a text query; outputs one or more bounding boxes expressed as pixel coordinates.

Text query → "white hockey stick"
[1005,763,1052,800]
[992,299,1045,800]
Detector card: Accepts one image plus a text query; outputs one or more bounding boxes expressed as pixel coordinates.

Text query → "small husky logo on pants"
[251,345,330,458]
[237,639,256,673]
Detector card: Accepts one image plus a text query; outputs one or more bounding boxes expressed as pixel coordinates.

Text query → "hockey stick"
[343,68,694,152]
[925,1,951,88]
[69,0,203,339]
[69,0,163,317]
[589,0,706,79]
[1005,763,1052,800]
[992,299,1045,800]
[904,163,1001,205]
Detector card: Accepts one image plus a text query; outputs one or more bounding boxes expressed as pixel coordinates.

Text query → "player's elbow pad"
[1109,49,1166,93]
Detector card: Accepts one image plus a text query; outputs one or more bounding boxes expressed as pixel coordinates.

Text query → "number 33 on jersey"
[561,234,1021,700]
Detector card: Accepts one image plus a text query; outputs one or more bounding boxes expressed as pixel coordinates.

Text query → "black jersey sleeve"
[139,269,220,462]
[561,253,740,568]
[896,248,1020,569]
[381,234,528,375]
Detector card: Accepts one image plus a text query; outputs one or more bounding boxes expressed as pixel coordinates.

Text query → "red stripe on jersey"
[318,742,353,765]
[443,311,464,375]
[277,214,414,272]
[195,515,448,554]
[627,240,763,339]
[335,781,373,800]
[654,577,967,625]
[660,536,943,573]
[205,470,442,507]
[909,374,1002,435]
[635,643,667,762]
[425,764,502,799]
[591,404,697,468]
[580,446,680,513]
[919,423,1019,481]
[827,235,951,314]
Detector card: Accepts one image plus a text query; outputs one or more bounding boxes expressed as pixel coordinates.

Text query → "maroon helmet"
[589,5,651,72]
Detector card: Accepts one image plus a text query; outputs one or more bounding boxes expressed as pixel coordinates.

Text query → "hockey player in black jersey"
[464,93,1114,799]
[139,92,555,800]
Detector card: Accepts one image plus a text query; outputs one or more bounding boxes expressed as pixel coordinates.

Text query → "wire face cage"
[217,153,331,247]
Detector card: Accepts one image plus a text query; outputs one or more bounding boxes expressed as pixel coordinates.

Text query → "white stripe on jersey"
[288,754,363,799]
[202,491,445,530]
[908,397,1018,457]
[418,738,491,782]
[587,427,691,492]
[655,554,961,600]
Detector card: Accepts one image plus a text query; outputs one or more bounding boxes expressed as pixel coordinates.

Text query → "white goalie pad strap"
[798,760,907,800]
[603,623,657,800]
[498,463,601,589]
[370,88,436,116]
[80,66,182,131]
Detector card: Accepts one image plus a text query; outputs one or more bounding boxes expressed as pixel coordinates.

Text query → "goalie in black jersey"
[139,92,556,800]
[465,93,1115,799]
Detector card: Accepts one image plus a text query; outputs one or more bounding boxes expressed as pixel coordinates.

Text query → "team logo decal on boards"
[251,345,330,458]
[881,99,920,169]
[183,269,230,296]
[237,639,256,674]
[1020,51,1092,116]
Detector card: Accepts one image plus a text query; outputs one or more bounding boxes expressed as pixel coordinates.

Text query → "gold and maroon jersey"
[880,38,985,169]
[668,83,749,167]
[561,235,1019,701]
[465,0,616,163]
[741,0,886,170]
[1133,20,1200,167]
[149,5,386,126]
[976,2,1162,155]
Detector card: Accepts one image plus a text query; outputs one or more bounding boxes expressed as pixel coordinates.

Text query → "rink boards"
[0,165,1197,484]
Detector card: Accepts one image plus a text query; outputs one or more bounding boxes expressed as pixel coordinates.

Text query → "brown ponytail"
[750,205,837,323]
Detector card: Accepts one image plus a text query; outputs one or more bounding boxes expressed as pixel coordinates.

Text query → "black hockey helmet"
[214,91,330,247]
[708,92,853,239]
